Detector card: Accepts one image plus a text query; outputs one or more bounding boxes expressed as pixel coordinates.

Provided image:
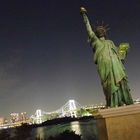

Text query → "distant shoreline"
[32,116,94,128]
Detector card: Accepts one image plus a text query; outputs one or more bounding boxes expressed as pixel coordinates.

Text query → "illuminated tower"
[61,108,65,117]
[68,100,77,117]
[36,109,42,124]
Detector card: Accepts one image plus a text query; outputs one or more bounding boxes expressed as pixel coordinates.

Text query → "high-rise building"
[10,112,28,124]
[10,113,20,123]
[20,112,27,122]
[0,117,5,125]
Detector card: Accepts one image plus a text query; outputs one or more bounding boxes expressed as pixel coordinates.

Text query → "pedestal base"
[95,104,140,140]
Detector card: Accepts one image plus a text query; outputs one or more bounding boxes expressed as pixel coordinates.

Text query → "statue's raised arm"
[80,7,97,41]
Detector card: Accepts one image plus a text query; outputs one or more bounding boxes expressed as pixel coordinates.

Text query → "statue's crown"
[94,21,110,38]
[95,21,110,33]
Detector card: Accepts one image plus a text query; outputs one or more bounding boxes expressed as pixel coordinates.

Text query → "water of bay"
[31,119,98,140]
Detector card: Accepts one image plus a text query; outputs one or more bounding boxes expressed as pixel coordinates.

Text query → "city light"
[0,99,139,129]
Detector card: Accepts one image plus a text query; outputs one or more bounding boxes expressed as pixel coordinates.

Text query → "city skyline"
[0,99,105,127]
[0,0,140,117]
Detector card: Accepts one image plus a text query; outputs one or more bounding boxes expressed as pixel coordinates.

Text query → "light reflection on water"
[35,127,45,139]
[70,121,81,135]
[32,119,98,140]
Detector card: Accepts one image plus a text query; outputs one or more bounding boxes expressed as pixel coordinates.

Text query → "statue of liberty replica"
[80,7,133,107]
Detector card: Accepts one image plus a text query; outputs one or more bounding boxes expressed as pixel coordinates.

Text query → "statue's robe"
[90,34,133,107]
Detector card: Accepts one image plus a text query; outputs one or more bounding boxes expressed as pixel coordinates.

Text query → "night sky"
[0,0,140,117]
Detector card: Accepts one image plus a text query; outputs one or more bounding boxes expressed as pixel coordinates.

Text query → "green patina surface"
[80,7,133,107]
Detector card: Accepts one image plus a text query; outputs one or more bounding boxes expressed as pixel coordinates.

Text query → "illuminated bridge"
[31,99,82,124]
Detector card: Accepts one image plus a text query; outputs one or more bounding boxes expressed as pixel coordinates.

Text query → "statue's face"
[95,27,106,38]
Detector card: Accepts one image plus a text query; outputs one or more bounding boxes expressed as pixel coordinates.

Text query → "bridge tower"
[61,108,65,117]
[68,99,77,117]
[36,109,42,124]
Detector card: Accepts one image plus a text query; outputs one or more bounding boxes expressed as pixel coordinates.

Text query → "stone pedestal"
[95,104,140,140]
